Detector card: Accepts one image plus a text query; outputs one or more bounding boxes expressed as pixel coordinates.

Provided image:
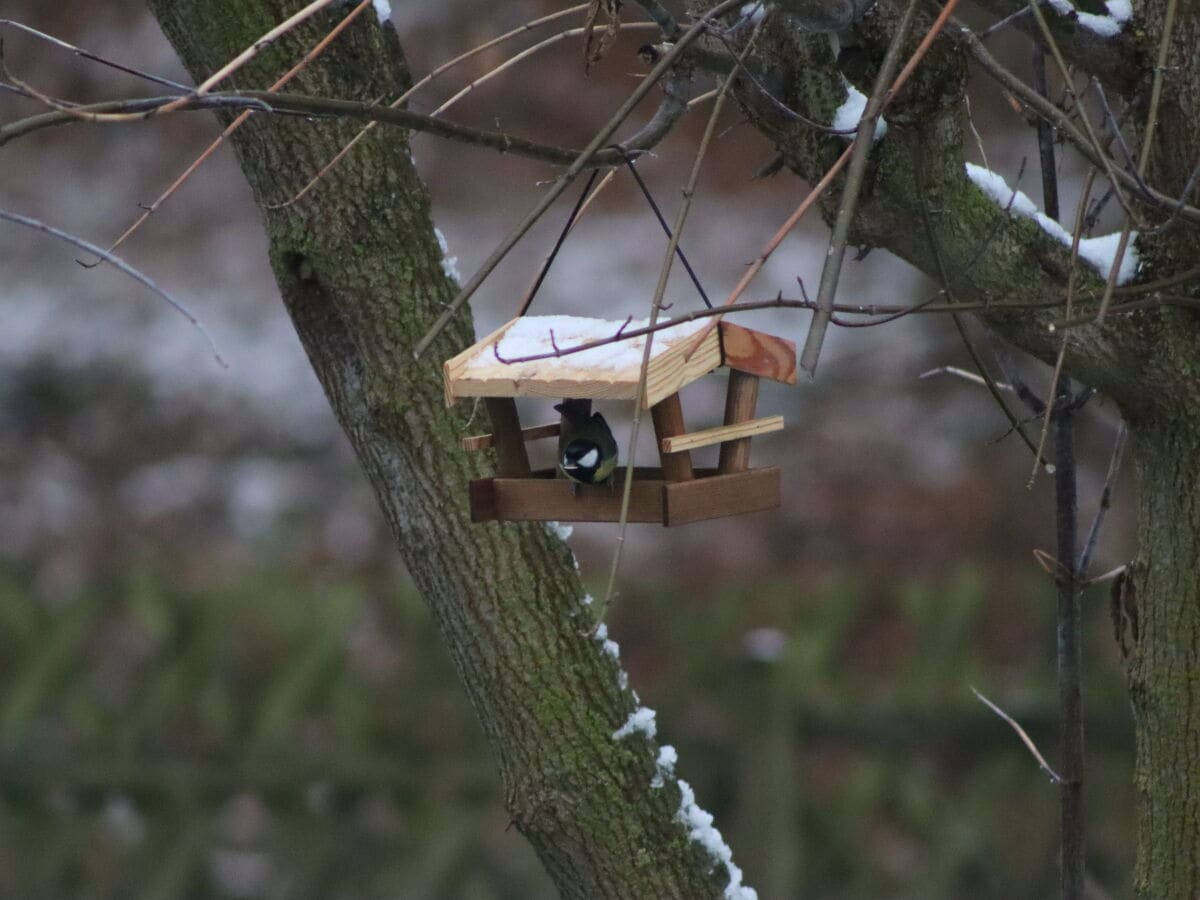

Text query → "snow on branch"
[1045,0,1130,38]
[965,163,1139,285]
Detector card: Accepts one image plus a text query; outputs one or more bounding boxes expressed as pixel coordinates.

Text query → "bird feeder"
[444,315,796,526]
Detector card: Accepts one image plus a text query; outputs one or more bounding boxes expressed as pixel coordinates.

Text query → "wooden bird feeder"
[444,315,796,526]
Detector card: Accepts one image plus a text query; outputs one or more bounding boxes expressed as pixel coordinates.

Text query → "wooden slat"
[663,467,781,526]
[443,318,518,407]
[718,370,761,474]
[718,322,798,385]
[461,422,559,452]
[469,470,665,524]
[662,415,783,454]
[651,393,694,482]
[483,397,531,477]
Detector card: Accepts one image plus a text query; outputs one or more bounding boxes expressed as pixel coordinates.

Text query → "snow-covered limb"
[1045,0,1130,38]
[965,163,1139,285]
[832,83,887,142]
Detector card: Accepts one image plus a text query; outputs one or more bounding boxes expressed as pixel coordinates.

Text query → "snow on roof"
[443,315,724,407]
[488,315,708,372]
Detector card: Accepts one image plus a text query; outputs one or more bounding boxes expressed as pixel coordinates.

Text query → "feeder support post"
[651,393,694,482]
[484,397,532,477]
[718,370,760,475]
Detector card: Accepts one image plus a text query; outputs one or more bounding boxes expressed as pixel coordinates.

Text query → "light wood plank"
[662,415,783,454]
[461,422,559,452]
[718,321,798,385]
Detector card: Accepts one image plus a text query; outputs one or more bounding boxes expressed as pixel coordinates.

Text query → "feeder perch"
[444,315,796,526]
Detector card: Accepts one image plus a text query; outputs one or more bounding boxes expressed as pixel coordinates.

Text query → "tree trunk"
[143,3,738,896]
[1127,421,1200,897]
[704,0,1200,894]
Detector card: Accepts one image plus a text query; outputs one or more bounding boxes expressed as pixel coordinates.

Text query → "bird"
[555,400,618,492]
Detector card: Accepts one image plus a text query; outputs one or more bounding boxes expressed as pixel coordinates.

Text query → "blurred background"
[1,1,1137,897]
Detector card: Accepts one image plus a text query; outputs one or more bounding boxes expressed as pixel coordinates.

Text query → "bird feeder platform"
[444,315,796,526]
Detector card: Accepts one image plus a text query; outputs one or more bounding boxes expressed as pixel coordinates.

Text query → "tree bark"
[143,3,736,896]
[708,0,1200,895]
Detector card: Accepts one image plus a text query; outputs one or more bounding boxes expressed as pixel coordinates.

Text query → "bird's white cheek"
[578,448,599,468]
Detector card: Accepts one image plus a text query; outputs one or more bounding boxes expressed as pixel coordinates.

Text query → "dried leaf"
[583,0,623,72]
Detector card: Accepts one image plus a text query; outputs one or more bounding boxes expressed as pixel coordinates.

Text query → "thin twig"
[0,208,224,366]
[953,25,1200,224]
[1095,0,1176,321]
[971,686,1065,784]
[412,0,748,360]
[278,4,592,206]
[801,0,922,378]
[1078,422,1128,575]
[1029,169,1097,488]
[84,0,374,264]
[593,14,763,627]
[0,18,189,91]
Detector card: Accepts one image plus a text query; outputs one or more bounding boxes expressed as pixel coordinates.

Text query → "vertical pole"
[718,370,760,475]
[651,393,694,482]
[484,397,531,477]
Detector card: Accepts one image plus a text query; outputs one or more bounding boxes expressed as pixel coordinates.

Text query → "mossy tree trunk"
[718,0,1200,894]
[145,3,734,897]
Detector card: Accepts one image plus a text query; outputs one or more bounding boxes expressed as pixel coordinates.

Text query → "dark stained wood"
[663,467,781,526]
[469,468,781,526]
[469,469,665,523]
[484,397,531,477]
[650,393,694,482]
[719,322,798,385]
[468,478,499,522]
[461,422,560,452]
[718,370,761,474]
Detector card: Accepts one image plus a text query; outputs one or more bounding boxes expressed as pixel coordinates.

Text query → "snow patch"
[581,592,594,605]
[594,622,622,661]
[832,83,887,142]
[546,520,573,541]
[371,0,391,22]
[651,744,678,788]
[677,779,758,899]
[739,2,767,23]
[965,163,1139,285]
[1045,0,1130,37]
[434,227,460,284]
[613,706,657,741]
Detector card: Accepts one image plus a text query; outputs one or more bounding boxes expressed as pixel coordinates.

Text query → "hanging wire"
[612,147,712,308]
[516,168,601,317]
[517,150,713,317]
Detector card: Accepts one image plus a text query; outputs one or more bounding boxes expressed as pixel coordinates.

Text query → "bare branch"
[0,207,224,366]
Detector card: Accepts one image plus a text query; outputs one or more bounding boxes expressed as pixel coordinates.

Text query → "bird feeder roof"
[444,315,796,409]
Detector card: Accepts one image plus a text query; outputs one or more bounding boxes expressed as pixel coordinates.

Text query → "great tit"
[555,400,618,490]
